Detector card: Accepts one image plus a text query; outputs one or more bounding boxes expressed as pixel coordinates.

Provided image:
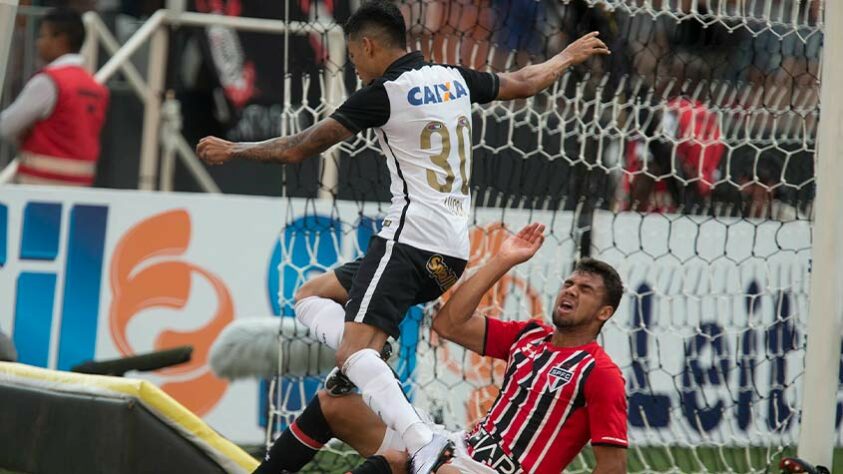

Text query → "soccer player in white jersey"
[197,2,609,472]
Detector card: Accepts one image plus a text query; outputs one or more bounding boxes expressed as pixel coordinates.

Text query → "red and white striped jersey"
[468,318,628,473]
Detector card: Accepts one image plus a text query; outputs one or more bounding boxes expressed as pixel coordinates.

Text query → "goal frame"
[798,0,843,468]
[0,0,20,97]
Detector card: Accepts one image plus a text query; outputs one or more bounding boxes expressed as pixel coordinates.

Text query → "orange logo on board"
[109,210,232,416]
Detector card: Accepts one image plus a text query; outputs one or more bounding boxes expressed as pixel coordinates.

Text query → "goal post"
[798,0,843,468]
[0,0,19,96]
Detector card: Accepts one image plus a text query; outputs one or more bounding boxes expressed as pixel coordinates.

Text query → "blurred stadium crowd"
[0,0,821,219]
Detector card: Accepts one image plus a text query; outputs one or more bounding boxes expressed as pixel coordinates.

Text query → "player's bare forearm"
[434,223,545,353]
[498,54,572,99]
[592,460,626,474]
[197,118,352,166]
[432,256,513,354]
[231,134,308,164]
[497,32,610,100]
[232,118,352,163]
[591,445,627,474]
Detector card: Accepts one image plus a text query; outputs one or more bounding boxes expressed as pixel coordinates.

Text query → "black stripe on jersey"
[571,360,596,410]
[558,359,595,426]
[510,353,593,458]
[481,317,490,356]
[503,350,528,384]
[480,323,548,434]
[494,350,557,436]
[560,350,590,369]
[522,358,596,468]
[381,132,410,240]
[481,349,529,431]
[514,321,543,340]
[498,350,582,441]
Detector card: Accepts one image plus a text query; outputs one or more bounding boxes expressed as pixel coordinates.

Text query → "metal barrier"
[0,3,45,177]
[0,5,346,193]
[88,6,344,193]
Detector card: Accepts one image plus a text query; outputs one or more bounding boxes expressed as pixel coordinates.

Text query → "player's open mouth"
[558,300,575,314]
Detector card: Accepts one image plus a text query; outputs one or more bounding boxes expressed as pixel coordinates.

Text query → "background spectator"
[0,7,109,186]
[622,98,724,214]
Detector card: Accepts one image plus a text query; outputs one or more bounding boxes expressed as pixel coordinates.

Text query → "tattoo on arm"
[305,118,354,154]
[230,134,304,163]
[231,118,353,164]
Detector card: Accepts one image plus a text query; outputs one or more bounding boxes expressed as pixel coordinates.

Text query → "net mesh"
[265,0,823,472]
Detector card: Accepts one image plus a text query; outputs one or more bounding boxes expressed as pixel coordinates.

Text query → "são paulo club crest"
[548,366,574,392]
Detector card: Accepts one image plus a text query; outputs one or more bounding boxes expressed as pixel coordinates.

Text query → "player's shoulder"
[513,319,554,342]
[379,51,429,83]
[428,63,491,83]
[582,343,621,372]
[344,77,389,104]
[428,62,468,73]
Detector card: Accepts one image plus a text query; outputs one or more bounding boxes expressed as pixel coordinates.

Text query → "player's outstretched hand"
[197,136,235,165]
[559,31,610,67]
[497,222,546,267]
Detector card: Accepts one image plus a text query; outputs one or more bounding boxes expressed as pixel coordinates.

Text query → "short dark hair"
[343,0,407,50]
[574,258,623,313]
[42,8,86,53]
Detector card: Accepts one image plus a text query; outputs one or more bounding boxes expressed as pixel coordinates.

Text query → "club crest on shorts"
[426,255,458,291]
[548,366,574,392]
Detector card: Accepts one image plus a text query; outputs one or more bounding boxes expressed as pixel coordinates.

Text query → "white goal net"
[262,0,825,472]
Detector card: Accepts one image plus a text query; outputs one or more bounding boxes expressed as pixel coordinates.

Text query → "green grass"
[3,446,841,473]
[570,446,822,473]
[244,445,843,474]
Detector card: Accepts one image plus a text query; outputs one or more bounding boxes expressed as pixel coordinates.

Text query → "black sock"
[252,396,333,473]
[345,455,392,474]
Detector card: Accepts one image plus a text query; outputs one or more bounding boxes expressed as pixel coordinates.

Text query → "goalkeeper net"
[264,0,823,472]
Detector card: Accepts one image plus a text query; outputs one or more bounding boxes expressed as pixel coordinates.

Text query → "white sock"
[294,296,345,350]
[343,348,433,453]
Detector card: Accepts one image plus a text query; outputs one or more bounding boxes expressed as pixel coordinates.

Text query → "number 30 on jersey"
[421,116,471,195]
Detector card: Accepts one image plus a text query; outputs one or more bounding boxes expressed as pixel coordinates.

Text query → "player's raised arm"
[196,117,353,166]
[496,31,610,101]
[432,223,545,353]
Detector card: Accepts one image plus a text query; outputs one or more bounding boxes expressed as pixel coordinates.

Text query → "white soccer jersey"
[331,52,499,259]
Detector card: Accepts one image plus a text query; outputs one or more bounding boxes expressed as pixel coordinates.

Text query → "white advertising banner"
[0,186,287,443]
[0,185,827,447]
[589,210,814,446]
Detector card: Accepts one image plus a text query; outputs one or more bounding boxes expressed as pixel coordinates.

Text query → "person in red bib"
[621,97,724,213]
[253,223,628,474]
[0,8,108,186]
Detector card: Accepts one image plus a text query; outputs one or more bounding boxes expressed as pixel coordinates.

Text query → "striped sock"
[252,396,333,473]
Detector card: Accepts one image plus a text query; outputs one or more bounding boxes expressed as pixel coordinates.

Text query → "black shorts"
[334,236,467,339]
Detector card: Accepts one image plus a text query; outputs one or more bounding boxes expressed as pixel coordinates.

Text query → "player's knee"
[336,345,375,372]
[383,450,409,474]
[337,326,389,369]
[335,346,353,369]
[337,346,383,374]
[293,296,316,327]
[294,272,348,305]
[336,335,359,368]
[316,389,338,421]
[294,278,321,302]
